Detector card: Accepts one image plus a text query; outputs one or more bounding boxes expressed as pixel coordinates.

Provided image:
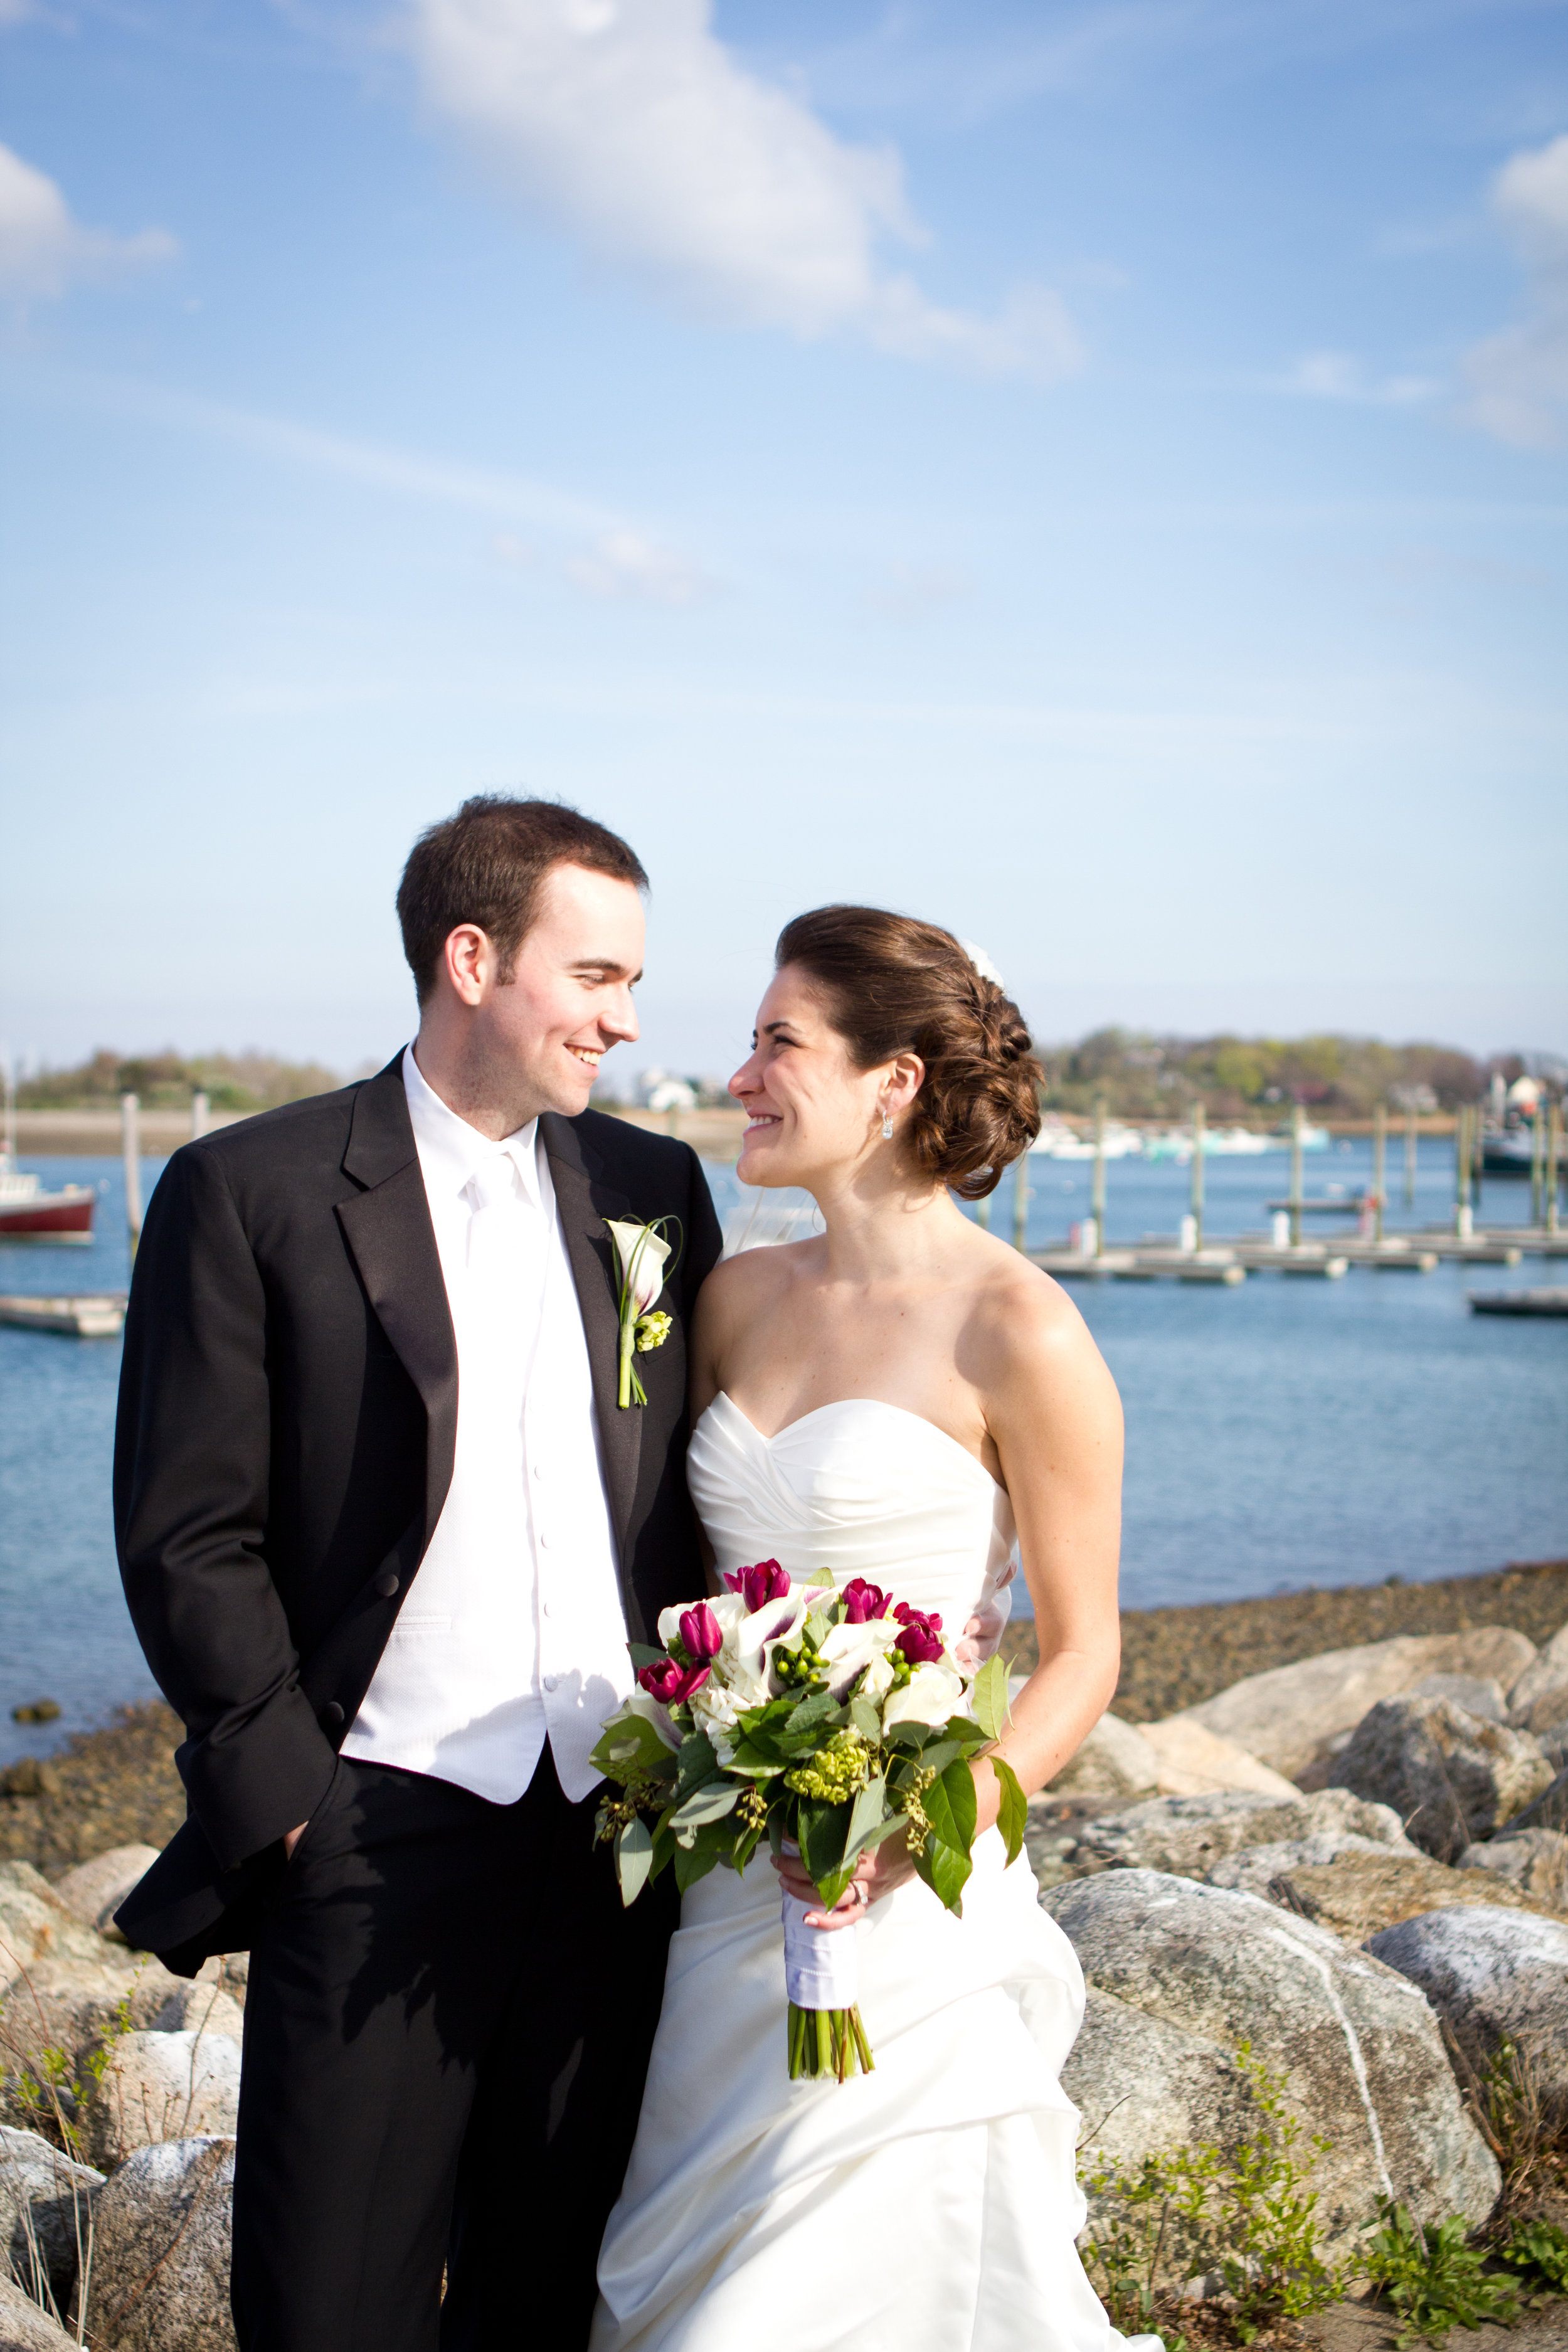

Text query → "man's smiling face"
[465,861,645,1123]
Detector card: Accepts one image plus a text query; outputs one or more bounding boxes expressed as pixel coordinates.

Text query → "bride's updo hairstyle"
[774,906,1044,1200]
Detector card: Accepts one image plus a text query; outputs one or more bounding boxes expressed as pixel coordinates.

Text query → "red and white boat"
[0,1155,96,1242]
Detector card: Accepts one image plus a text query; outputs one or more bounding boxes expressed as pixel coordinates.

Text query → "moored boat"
[0,1156,95,1242]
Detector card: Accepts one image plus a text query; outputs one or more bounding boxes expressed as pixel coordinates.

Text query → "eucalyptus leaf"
[783,1687,839,1740]
[672,1781,742,1830]
[797,1797,850,1885]
[615,1814,654,1907]
[970,1653,1011,1742]
[675,1730,721,1796]
[847,1698,882,1741]
[628,1642,665,1670]
[673,1841,723,1894]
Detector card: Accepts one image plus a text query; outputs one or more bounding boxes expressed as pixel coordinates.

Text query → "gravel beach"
[2,1557,1564,1878]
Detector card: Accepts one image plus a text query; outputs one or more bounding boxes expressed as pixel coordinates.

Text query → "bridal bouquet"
[591,1562,1026,2083]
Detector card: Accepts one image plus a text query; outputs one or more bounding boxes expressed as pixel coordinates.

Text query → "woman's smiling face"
[728,963,893,1190]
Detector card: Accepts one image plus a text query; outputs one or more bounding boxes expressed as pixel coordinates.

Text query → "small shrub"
[1496,2213,1568,2297]
[1362,2201,1520,2346]
[1080,2044,1342,2345]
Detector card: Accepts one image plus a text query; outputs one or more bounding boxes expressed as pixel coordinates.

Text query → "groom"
[113,797,722,2352]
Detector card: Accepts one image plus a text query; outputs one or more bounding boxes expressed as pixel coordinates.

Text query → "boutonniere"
[605,1217,683,1407]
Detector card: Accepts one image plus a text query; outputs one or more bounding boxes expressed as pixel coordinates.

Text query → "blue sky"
[3,0,1565,1084]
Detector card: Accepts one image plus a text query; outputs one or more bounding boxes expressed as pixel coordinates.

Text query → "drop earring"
[881,1111,894,1140]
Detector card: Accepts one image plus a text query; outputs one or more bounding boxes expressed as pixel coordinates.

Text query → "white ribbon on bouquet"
[780,1889,860,2010]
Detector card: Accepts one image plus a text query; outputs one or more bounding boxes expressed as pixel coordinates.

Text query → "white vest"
[341,1047,633,1804]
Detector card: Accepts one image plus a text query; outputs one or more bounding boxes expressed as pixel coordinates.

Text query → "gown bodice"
[686,1391,1018,1629]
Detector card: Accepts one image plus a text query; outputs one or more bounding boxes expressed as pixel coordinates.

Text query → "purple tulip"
[840,1577,891,1624]
[893,1602,945,1665]
[679,1602,724,1662]
[722,1559,792,1614]
[638,1656,712,1705]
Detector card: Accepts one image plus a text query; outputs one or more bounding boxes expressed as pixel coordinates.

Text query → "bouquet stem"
[787,2001,874,2083]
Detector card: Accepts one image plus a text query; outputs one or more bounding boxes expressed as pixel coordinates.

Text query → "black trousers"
[231,1754,679,2352]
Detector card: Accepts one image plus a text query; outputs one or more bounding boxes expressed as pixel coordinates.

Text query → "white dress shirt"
[341,1046,633,1804]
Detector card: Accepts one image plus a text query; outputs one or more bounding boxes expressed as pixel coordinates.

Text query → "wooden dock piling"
[1404,1103,1417,1207]
[191,1089,209,1141]
[1091,1099,1107,1261]
[1288,1104,1304,1248]
[1372,1103,1386,1246]
[1011,1152,1030,1253]
[1190,1100,1206,1253]
[120,1092,143,1264]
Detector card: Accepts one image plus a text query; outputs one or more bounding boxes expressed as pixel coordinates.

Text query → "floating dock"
[1468,1289,1568,1319]
[0,1293,127,1338]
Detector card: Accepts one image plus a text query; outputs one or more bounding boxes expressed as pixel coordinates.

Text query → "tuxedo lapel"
[336,1059,458,1550]
[540,1112,643,1562]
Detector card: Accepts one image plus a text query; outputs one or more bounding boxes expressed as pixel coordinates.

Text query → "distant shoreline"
[13,1104,1464,1158]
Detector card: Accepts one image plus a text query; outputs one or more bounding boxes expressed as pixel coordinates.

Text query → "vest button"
[322,1700,345,1728]
[374,1570,400,1597]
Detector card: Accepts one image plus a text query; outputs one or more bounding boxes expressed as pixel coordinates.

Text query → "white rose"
[882,1661,966,1732]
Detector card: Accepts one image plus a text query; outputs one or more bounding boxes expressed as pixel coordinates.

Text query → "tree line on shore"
[11,1032,1558,1123]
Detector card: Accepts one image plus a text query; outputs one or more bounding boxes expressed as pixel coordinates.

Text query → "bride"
[592,906,1159,2352]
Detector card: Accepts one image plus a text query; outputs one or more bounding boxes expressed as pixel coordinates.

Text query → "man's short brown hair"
[396,797,649,1005]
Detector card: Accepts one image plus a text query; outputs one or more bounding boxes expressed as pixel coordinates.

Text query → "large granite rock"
[0,2127,102,2301]
[80,2135,236,2352]
[50,1846,160,1941]
[1407,1673,1505,1723]
[1137,1718,1300,1799]
[1458,1828,1568,1910]
[1366,1905,1568,2112]
[1073,1786,1412,1878]
[1505,1764,1568,1837]
[0,1864,120,1991]
[1044,1712,1160,1799]
[1328,1695,1554,1861]
[1507,1623,1568,1731]
[0,2274,80,2352]
[1046,1869,1500,2259]
[1214,1843,1564,1944]
[147,1981,246,2044]
[1062,1984,1259,2186]
[1179,1628,1539,1780]
[86,2032,243,2171]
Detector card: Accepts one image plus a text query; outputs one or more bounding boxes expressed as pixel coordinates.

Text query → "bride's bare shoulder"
[694,1238,816,1327]
[960,1228,1110,1387]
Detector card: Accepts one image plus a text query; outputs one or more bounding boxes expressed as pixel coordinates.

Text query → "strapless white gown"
[591,1394,1159,2352]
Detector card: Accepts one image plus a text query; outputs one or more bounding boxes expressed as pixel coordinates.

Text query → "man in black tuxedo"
[114,797,723,2352]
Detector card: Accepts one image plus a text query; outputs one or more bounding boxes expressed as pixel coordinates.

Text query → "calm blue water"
[0,1142,1563,1763]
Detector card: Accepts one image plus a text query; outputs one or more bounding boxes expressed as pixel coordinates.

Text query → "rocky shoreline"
[3,1559,1564,1883]
[4,1559,1568,2349]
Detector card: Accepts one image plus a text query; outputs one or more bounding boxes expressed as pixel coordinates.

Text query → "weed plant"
[1361,2203,1520,2345]
[1079,2044,1342,2346]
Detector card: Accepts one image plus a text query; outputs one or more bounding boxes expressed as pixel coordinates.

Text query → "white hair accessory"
[959,940,1005,991]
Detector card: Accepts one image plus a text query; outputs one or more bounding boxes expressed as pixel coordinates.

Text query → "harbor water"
[1,1140,1564,1764]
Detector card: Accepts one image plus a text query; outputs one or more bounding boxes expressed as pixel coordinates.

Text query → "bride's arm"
[968,1276,1123,1833]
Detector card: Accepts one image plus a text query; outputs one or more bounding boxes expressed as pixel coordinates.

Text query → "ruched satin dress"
[591,1393,1160,2352]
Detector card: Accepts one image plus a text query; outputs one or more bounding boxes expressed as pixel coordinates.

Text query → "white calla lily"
[817,1618,901,1701]
[882,1660,967,1731]
[606,1219,670,1318]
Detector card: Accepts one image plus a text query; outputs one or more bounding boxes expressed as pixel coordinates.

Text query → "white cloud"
[1275,350,1436,406]
[565,527,707,602]
[407,0,1083,381]
[0,142,176,300]
[1463,133,1568,450]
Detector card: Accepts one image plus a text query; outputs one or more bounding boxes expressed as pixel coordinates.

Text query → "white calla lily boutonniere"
[605,1216,682,1407]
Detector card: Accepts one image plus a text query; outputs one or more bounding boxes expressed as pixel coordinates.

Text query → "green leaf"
[884,1720,931,1751]
[615,1814,654,1907]
[844,1774,888,1863]
[847,1697,882,1741]
[797,1797,850,1887]
[628,1643,665,1669]
[971,1653,1011,1742]
[926,1757,978,1855]
[672,1781,742,1831]
[783,1687,839,1740]
[673,1840,722,1894]
[675,1730,721,1796]
[990,1754,1027,1867]
[914,1834,972,1914]
[914,1738,963,1779]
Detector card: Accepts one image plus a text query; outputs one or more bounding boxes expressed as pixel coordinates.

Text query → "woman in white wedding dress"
[593,907,1160,2352]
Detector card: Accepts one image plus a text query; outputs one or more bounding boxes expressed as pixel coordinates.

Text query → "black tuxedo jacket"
[112,1055,722,1968]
